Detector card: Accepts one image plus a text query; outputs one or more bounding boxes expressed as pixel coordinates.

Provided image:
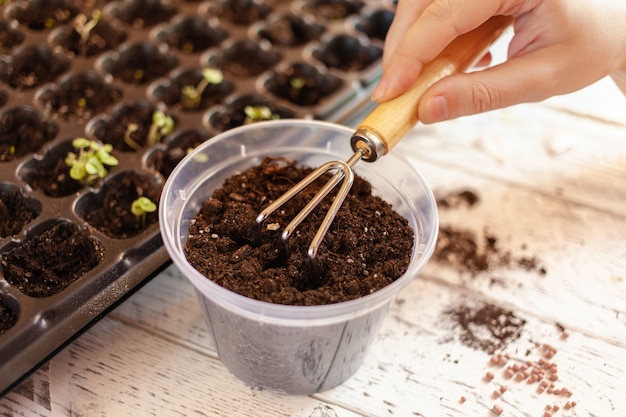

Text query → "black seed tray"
[0,0,395,395]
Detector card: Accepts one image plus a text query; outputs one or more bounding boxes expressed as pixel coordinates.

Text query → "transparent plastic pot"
[159,119,438,394]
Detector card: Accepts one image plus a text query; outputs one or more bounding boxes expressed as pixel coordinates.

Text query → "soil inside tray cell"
[100,41,178,85]
[355,8,395,41]
[265,62,343,106]
[106,0,178,29]
[0,20,25,54]
[77,170,163,239]
[204,0,273,26]
[5,0,78,31]
[301,0,365,21]
[207,39,281,78]
[0,296,18,335]
[0,106,59,162]
[0,219,105,298]
[90,100,175,152]
[0,44,71,90]
[150,68,234,112]
[155,15,228,55]
[257,13,325,47]
[0,184,41,238]
[184,157,414,306]
[36,71,123,122]
[313,34,382,72]
[208,93,295,132]
[147,128,213,178]
[49,11,128,57]
[19,139,88,198]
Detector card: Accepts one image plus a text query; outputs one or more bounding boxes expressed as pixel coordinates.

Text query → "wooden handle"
[354,15,513,159]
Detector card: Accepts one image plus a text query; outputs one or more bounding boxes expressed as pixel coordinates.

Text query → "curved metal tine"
[307,161,354,260]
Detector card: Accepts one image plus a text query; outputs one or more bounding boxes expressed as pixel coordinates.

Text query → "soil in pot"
[184,157,414,306]
[0,220,104,298]
[4,0,78,31]
[99,41,179,85]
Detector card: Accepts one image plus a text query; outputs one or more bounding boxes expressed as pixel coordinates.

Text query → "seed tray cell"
[0,0,395,395]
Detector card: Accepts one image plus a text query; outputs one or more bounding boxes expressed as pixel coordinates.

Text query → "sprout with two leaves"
[181,68,224,109]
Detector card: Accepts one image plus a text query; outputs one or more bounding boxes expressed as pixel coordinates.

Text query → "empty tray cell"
[19,139,91,198]
[301,0,364,21]
[0,20,25,54]
[49,11,128,57]
[98,41,179,85]
[0,183,41,238]
[313,34,382,72]
[208,93,295,132]
[355,8,394,41]
[257,13,325,47]
[76,170,163,239]
[150,67,234,111]
[0,219,105,298]
[264,62,343,106]
[146,128,213,178]
[206,39,281,78]
[0,106,58,162]
[0,296,18,335]
[36,70,123,122]
[154,15,228,55]
[0,44,71,91]
[203,0,272,26]
[105,0,178,29]
[4,0,78,31]
[90,100,176,152]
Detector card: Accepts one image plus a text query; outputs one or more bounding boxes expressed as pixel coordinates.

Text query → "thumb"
[417,51,571,124]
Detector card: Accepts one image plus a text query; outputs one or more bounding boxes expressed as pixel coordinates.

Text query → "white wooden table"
[2,69,626,416]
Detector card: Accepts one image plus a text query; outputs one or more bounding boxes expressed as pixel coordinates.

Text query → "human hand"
[372,0,626,124]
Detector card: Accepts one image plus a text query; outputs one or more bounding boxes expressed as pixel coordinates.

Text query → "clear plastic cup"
[159,119,438,394]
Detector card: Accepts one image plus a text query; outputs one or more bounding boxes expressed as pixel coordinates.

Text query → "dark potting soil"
[0,221,104,298]
[184,157,414,306]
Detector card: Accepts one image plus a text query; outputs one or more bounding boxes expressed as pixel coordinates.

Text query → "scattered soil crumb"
[436,189,480,208]
[443,301,526,354]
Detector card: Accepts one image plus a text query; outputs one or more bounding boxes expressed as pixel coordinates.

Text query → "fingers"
[374,0,504,102]
[416,47,584,124]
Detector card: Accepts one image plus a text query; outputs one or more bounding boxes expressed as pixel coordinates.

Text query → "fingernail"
[371,78,388,102]
[423,95,449,123]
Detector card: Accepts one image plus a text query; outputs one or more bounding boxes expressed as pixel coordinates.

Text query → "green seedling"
[181,68,224,109]
[289,77,306,90]
[74,10,101,42]
[147,110,175,145]
[65,138,118,185]
[131,196,157,227]
[243,105,280,124]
